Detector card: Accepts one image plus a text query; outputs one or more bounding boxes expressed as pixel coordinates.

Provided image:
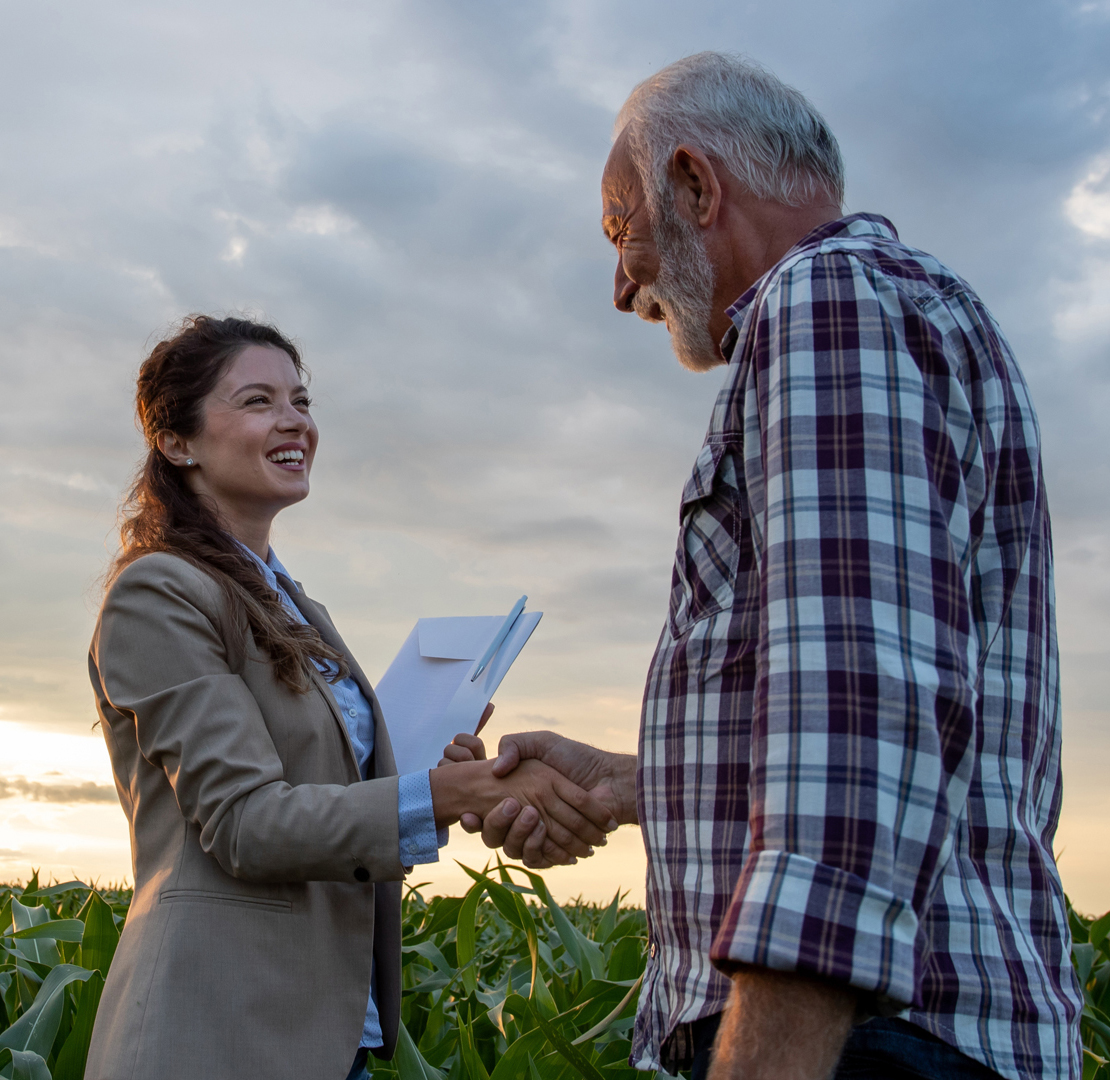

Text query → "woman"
[86,316,615,1080]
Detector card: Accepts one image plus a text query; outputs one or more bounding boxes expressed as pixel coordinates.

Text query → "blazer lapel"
[282,581,398,782]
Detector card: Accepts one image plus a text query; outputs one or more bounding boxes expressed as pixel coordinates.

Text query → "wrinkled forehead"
[601,132,645,227]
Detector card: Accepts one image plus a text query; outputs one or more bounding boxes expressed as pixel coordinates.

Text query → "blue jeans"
[689,1013,1004,1080]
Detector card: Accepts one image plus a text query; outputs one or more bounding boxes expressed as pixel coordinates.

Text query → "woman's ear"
[157,431,195,468]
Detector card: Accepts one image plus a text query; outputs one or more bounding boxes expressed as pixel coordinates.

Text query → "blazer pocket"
[669,439,748,636]
[159,889,292,913]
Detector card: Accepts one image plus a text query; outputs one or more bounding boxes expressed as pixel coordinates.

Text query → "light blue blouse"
[240,545,445,1049]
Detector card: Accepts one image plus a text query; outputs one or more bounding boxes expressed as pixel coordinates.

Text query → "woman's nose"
[279,403,309,429]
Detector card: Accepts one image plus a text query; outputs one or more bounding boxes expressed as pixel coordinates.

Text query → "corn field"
[1,862,1106,1079]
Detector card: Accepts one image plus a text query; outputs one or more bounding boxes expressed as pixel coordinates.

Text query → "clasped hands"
[435,725,639,868]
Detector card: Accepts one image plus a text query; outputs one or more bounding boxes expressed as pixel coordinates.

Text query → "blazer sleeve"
[91,553,405,885]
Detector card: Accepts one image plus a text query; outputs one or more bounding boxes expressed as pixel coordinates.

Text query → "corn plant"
[1068,897,1110,1080]
[4,867,1106,1079]
[0,872,126,1080]
[382,859,657,1079]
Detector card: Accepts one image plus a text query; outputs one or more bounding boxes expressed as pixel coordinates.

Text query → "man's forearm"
[708,968,854,1080]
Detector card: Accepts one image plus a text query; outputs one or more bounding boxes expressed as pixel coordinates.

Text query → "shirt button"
[348,708,357,717]
[649,942,657,959]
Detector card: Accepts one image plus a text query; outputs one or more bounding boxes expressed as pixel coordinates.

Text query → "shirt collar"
[718,213,900,362]
[235,540,299,594]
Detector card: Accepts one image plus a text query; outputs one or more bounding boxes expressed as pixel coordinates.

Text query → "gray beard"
[632,202,722,372]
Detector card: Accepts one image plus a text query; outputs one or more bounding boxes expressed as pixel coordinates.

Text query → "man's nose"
[614,259,638,313]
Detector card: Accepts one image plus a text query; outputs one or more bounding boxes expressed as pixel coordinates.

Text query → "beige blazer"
[86,551,406,1080]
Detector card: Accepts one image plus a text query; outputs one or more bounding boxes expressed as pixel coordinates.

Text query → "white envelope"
[374,610,542,776]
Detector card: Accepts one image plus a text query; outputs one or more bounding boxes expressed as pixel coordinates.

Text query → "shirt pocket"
[668,439,748,636]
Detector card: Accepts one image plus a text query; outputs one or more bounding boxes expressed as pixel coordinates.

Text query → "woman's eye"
[295,397,313,408]
[244,395,268,406]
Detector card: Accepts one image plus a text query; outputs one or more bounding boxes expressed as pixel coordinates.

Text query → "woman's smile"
[266,443,307,469]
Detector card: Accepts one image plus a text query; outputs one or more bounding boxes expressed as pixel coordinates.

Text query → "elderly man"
[451,53,1082,1080]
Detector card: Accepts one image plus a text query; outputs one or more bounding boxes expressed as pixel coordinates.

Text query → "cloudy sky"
[1,0,1108,907]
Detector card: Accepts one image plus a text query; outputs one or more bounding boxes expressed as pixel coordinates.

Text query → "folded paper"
[375,610,542,775]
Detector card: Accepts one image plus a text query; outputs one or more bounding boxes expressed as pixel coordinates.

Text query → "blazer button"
[353,866,370,882]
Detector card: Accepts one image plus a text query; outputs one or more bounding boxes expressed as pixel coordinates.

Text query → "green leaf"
[7,920,85,944]
[394,1017,447,1079]
[17,877,39,906]
[411,896,465,942]
[456,1008,490,1080]
[505,994,606,1080]
[51,971,104,1080]
[597,892,620,944]
[1077,944,1098,990]
[403,941,455,977]
[1092,912,1110,952]
[456,882,487,997]
[570,974,643,1046]
[487,1030,546,1080]
[17,883,89,903]
[512,869,605,982]
[0,964,94,1057]
[6,904,58,971]
[531,972,559,1022]
[484,881,526,930]
[0,1048,51,1080]
[77,890,119,976]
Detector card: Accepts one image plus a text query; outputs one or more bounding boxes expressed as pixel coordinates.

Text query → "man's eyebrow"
[601,214,622,240]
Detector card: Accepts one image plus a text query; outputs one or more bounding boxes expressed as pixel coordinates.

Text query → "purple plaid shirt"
[632,214,1082,1079]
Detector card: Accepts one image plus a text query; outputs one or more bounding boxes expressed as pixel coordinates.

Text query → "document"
[375,604,543,776]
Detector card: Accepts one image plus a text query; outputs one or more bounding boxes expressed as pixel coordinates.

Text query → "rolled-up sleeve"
[709,254,983,1008]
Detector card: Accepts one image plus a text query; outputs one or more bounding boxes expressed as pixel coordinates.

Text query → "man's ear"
[156,430,193,467]
[672,145,722,229]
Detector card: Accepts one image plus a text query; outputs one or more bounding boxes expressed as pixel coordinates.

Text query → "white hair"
[615,52,845,217]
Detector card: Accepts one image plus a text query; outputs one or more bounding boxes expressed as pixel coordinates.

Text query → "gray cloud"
[0,777,118,804]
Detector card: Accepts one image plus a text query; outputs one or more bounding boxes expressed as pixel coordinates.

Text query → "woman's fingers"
[440,745,475,765]
[440,732,487,764]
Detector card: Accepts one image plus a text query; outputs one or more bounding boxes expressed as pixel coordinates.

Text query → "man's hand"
[442,730,637,868]
[707,967,855,1080]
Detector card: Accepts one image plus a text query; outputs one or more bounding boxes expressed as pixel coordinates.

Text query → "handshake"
[434,724,639,869]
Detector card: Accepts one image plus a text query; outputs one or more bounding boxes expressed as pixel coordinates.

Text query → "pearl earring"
[186,458,194,466]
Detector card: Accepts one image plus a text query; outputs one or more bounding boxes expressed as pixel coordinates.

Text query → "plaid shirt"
[632,214,1082,1079]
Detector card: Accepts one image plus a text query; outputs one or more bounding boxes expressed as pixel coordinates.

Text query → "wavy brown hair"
[113,314,349,693]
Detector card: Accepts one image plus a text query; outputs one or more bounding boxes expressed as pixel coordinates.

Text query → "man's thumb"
[491,739,521,777]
